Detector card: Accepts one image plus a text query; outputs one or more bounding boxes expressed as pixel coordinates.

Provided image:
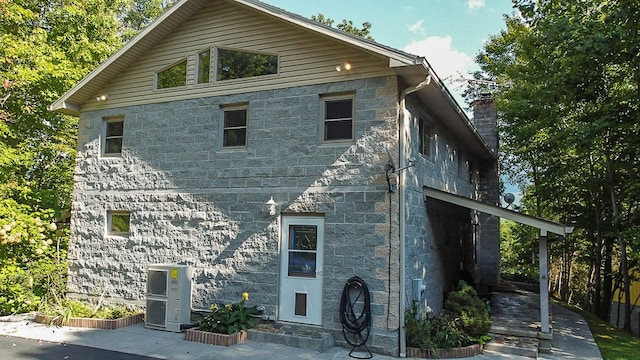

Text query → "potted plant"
[185,292,259,346]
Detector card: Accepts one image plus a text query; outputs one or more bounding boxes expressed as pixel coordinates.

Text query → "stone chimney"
[472,95,500,289]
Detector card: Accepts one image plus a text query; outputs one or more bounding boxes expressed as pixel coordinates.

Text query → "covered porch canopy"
[424,186,574,335]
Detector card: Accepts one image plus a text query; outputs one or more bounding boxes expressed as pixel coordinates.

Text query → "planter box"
[247,328,334,352]
[35,313,144,330]
[184,328,247,347]
[407,344,483,359]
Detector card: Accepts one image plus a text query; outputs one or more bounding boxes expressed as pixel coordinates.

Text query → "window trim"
[106,210,131,237]
[220,104,249,149]
[419,117,434,161]
[215,46,279,82]
[155,58,188,90]
[102,116,124,158]
[320,94,355,144]
[196,47,212,85]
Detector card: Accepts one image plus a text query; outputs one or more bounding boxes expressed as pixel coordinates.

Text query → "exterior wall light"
[266,196,277,216]
[96,95,109,102]
[335,62,352,72]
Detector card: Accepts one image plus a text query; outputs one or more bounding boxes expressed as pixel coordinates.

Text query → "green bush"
[0,260,67,316]
[405,304,471,350]
[198,293,259,334]
[40,299,142,324]
[444,281,491,338]
[405,281,492,350]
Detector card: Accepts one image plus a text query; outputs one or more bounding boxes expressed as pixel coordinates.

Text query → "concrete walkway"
[0,295,601,359]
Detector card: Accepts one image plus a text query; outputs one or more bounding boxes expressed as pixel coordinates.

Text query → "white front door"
[278,216,324,325]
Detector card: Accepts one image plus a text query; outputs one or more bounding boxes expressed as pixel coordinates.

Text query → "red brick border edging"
[184,328,247,347]
[407,344,483,358]
[34,313,144,330]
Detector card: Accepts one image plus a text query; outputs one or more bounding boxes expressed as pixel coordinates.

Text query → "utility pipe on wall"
[397,75,431,358]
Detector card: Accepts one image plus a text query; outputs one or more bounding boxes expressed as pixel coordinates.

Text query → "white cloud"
[468,0,485,10]
[407,20,425,35]
[403,36,475,82]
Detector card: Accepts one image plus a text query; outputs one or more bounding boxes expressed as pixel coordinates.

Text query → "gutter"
[397,75,431,358]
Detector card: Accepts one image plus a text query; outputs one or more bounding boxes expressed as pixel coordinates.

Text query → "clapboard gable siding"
[83,1,392,112]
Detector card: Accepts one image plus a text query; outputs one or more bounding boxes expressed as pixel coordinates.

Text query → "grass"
[558,302,640,360]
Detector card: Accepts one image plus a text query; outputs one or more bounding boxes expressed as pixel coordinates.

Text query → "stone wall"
[70,76,402,354]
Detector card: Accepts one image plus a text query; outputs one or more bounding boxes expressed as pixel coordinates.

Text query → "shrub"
[198,293,259,334]
[405,281,491,350]
[405,303,471,350]
[39,298,142,324]
[444,281,491,338]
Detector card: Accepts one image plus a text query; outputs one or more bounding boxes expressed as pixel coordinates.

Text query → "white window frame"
[102,116,124,157]
[221,104,249,149]
[106,210,131,237]
[196,47,212,85]
[320,94,355,143]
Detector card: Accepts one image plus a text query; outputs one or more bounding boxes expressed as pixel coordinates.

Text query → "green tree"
[311,13,374,40]
[476,0,640,330]
[0,0,124,314]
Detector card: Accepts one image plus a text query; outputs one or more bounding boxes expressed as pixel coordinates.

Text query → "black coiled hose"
[340,276,372,359]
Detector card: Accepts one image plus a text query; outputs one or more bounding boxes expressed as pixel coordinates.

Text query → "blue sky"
[262,0,515,95]
[262,0,521,202]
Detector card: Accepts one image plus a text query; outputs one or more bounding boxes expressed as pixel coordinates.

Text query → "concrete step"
[484,333,539,358]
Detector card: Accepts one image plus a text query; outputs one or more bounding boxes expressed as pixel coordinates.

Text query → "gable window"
[321,95,354,142]
[103,116,124,156]
[156,59,187,89]
[197,49,211,84]
[217,48,278,81]
[419,118,433,159]
[222,105,248,148]
[107,211,130,236]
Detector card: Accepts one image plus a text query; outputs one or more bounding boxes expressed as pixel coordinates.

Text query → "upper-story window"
[103,116,124,157]
[321,95,354,143]
[222,105,248,148]
[197,49,211,84]
[419,118,433,160]
[156,59,187,89]
[217,48,278,81]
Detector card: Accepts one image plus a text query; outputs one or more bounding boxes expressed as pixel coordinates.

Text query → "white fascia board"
[424,187,574,236]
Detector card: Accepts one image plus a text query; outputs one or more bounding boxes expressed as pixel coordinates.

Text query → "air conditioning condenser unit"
[145,264,192,332]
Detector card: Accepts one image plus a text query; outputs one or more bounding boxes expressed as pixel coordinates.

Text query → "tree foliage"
[476,0,640,330]
[311,13,374,40]
[0,0,172,314]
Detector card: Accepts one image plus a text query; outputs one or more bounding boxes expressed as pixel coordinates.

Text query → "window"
[222,106,248,148]
[103,117,124,156]
[458,152,469,179]
[419,118,433,159]
[321,96,354,142]
[217,48,278,81]
[197,49,211,84]
[107,211,130,236]
[156,59,187,89]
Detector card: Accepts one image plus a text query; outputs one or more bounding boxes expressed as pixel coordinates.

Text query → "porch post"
[539,229,550,333]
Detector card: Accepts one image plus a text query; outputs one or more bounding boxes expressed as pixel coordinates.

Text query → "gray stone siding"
[70,76,401,354]
[400,98,480,315]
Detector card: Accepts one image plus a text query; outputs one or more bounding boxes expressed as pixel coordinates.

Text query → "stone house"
[50,0,500,356]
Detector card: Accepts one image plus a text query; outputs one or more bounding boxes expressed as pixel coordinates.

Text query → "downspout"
[397,75,431,358]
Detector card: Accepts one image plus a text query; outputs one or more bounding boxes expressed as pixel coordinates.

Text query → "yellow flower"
[225,304,233,311]
[210,304,218,311]
[242,292,249,301]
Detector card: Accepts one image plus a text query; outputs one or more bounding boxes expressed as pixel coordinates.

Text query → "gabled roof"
[49,0,495,159]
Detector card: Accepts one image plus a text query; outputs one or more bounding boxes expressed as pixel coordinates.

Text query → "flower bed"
[35,313,144,330]
[185,328,247,347]
[407,344,483,359]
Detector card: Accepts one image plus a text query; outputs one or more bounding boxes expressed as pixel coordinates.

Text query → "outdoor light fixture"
[266,196,277,216]
[96,94,109,102]
[335,62,352,72]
